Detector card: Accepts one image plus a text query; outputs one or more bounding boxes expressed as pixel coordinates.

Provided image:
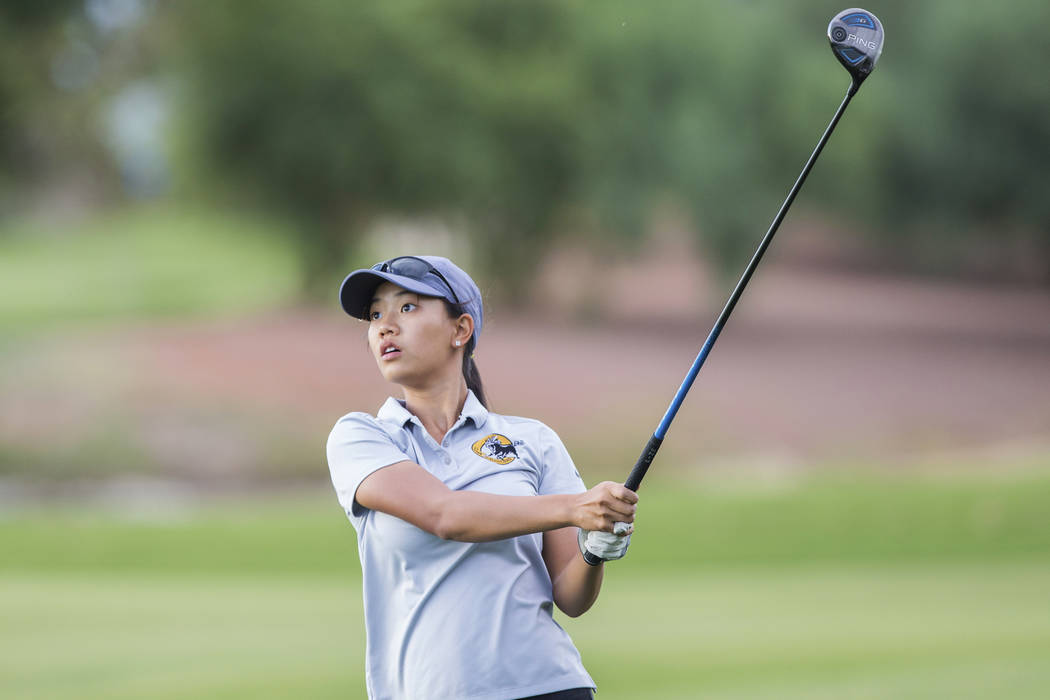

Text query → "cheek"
[424,320,457,352]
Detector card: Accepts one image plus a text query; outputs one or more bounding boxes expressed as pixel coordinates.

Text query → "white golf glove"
[578,521,632,562]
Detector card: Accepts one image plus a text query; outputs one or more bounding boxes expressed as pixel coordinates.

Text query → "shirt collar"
[460,390,488,428]
[376,396,415,427]
[376,390,488,430]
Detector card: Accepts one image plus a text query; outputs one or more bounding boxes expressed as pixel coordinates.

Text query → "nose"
[376,316,397,337]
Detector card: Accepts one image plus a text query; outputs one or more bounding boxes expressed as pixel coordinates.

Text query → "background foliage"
[3,1,1048,294]
[167,0,1050,292]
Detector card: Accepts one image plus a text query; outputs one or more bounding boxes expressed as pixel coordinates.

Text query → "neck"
[402,374,469,445]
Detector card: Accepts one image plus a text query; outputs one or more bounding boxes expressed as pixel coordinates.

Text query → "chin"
[375,355,446,389]
[377,365,403,385]
[377,362,414,387]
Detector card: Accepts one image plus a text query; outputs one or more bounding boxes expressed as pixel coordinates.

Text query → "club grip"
[582,435,664,566]
[625,434,663,492]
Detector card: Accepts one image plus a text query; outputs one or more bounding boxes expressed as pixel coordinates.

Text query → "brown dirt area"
[3,262,1049,486]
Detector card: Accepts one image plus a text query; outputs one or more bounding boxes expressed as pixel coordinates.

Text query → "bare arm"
[542,526,606,617]
[355,461,636,543]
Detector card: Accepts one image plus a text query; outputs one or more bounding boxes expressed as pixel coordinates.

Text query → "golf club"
[584,8,884,565]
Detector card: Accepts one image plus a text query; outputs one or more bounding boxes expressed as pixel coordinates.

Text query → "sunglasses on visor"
[372,256,461,305]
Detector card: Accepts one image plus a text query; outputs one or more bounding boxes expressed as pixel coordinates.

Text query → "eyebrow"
[370,291,416,305]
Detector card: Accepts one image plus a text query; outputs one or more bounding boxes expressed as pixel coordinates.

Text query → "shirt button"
[443,455,452,465]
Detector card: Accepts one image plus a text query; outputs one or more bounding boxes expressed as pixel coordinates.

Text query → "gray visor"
[339,255,484,350]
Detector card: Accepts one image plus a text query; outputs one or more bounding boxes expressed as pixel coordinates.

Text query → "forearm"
[435,491,575,542]
[357,462,635,546]
[550,549,604,618]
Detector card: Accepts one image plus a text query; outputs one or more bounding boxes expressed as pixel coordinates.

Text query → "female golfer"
[327,255,637,700]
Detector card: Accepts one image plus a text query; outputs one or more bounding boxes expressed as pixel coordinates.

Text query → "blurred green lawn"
[3,470,1049,699]
[0,205,300,334]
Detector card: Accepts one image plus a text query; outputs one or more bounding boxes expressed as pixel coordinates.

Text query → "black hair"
[442,299,487,408]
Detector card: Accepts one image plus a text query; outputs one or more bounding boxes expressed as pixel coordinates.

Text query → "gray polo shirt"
[327,391,595,700]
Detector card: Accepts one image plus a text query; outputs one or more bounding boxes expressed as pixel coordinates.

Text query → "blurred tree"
[171,0,1050,295]
[865,1,1050,283]
[0,0,161,215]
[573,2,818,269]
[0,1,85,198]
[174,0,581,298]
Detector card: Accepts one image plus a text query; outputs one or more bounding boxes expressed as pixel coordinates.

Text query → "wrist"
[580,527,632,564]
[562,493,579,529]
[578,527,603,566]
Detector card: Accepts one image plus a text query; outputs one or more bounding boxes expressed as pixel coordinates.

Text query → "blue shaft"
[655,326,722,439]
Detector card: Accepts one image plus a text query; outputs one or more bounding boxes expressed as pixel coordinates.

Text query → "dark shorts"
[518,689,594,700]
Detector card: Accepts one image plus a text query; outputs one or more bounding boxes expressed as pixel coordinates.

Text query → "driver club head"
[828,8,884,88]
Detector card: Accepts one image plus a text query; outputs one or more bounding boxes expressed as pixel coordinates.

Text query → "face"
[366,281,468,388]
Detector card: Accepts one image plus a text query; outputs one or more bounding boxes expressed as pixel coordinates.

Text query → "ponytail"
[444,299,487,408]
[462,339,487,408]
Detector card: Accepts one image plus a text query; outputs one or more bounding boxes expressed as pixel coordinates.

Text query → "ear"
[452,313,474,349]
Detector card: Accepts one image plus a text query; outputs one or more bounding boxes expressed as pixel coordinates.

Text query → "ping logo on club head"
[847,33,880,51]
[841,12,876,30]
[472,433,523,465]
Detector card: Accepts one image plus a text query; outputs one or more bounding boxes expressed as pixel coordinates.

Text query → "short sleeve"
[537,425,587,496]
[327,412,413,527]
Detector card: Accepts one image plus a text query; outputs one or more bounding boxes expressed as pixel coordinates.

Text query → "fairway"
[3,472,1050,698]
[570,564,1050,699]
[0,574,363,699]
[2,564,1049,699]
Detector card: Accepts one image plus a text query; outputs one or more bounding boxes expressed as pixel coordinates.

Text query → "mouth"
[379,343,401,361]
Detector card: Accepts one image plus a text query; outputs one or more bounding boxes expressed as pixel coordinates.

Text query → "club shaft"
[586,85,859,565]
[627,85,857,490]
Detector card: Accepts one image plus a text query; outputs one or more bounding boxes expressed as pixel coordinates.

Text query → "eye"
[369,310,381,321]
[400,302,417,313]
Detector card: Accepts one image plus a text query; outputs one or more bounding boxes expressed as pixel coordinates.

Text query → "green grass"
[2,471,1050,698]
[5,470,1049,574]
[1,565,1048,699]
[0,204,300,333]
[0,574,364,699]
[568,564,1050,699]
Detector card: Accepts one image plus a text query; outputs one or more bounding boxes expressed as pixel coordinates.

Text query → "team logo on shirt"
[472,434,523,465]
